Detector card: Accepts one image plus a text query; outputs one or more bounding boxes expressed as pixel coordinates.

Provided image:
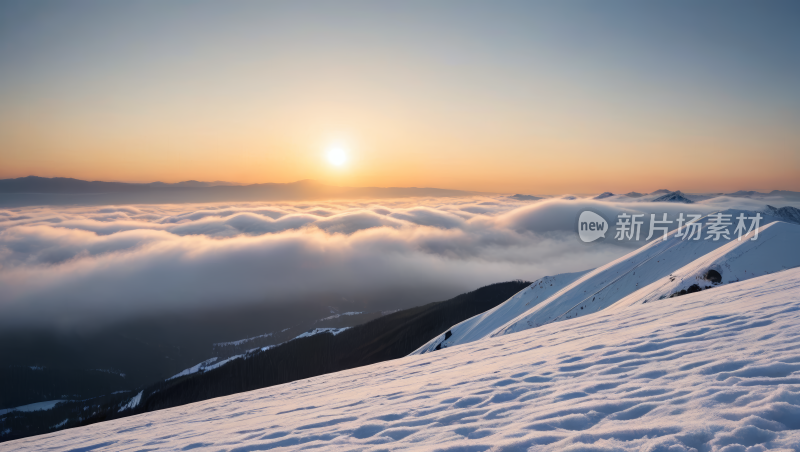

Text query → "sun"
[327,146,348,166]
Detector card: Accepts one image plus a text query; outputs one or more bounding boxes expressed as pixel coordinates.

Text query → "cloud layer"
[0,195,784,328]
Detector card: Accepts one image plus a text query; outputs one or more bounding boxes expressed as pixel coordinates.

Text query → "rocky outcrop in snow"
[761,205,800,225]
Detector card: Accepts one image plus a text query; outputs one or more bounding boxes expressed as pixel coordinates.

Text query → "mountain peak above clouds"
[624,192,645,198]
[507,194,542,201]
[651,190,694,203]
[593,192,615,199]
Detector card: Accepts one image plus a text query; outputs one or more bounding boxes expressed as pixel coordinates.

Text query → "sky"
[1,1,799,194]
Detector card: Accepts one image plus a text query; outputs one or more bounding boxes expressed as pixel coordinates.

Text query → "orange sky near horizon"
[3,97,798,194]
[1,2,798,195]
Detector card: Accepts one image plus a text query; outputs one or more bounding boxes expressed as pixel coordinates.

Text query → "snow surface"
[206,355,244,372]
[0,400,65,417]
[294,327,350,339]
[117,391,142,413]
[412,270,589,354]
[167,357,219,381]
[494,220,800,338]
[167,356,249,381]
[609,221,800,311]
[7,268,800,451]
[50,419,68,429]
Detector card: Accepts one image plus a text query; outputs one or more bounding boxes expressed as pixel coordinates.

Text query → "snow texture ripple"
[5,267,800,451]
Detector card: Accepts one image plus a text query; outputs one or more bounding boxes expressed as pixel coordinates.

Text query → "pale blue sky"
[1,1,798,192]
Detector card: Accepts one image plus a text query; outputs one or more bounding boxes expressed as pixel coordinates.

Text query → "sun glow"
[327,146,348,167]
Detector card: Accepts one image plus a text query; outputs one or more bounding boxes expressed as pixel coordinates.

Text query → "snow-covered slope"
[167,358,220,380]
[8,268,800,451]
[491,216,797,339]
[117,391,142,413]
[0,400,66,417]
[761,205,800,225]
[415,213,797,353]
[609,221,800,311]
[167,354,253,381]
[294,327,350,339]
[213,332,273,348]
[412,270,589,354]
[489,219,734,337]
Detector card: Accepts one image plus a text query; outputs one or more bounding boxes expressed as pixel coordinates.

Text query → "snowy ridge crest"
[414,211,799,352]
[411,270,588,355]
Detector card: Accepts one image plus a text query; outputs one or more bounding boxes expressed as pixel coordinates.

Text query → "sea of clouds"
[0,194,790,328]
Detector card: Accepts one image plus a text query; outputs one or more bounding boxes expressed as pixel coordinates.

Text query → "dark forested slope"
[141,280,530,411]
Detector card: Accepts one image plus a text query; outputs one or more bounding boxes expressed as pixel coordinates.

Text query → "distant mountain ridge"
[149,180,245,188]
[726,190,800,198]
[591,189,800,202]
[0,176,484,207]
[507,194,541,201]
